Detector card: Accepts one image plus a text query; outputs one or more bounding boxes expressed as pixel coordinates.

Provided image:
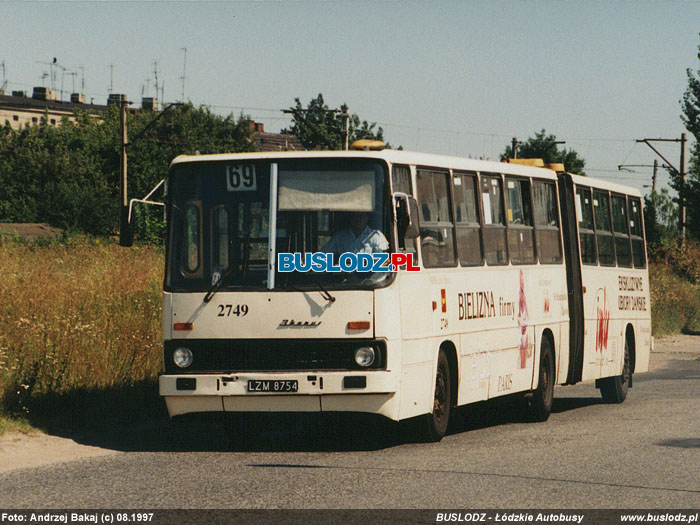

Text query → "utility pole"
[119,102,182,247]
[652,159,658,207]
[180,47,187,102]
[636,136,686,240]
[511,137,520,159]
[618,161,668,205]
[339,112,350,150]
[119,99,132,247]
[680,133,687,240]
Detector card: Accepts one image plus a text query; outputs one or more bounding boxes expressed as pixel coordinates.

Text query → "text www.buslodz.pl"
[278,252,420,272]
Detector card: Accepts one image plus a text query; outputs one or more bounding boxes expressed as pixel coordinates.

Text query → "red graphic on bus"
[518,269,531,369]
[595,287,610,352]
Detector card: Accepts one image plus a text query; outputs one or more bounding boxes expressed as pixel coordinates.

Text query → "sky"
[2,1,700,194]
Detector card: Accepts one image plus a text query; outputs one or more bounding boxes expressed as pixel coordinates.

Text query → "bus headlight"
[173,347,193,368]
[354,346,375,367]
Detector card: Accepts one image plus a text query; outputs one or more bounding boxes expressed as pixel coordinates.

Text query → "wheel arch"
[625,323,637,373]
[439,340,459,408]
[540,327,556,380]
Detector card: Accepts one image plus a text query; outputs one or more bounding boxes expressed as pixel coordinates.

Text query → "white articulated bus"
[159,143,651,441]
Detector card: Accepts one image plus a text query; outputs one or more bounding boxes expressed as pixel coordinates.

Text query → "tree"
[501,129,586,175]
[645,188,678,249]
[0,104,254,241]
[679,33,700,240]
[282,94,389,150]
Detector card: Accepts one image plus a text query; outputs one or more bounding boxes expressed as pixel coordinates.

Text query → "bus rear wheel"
[527,337,554,422]
[422,349,451,442]
[599,336,631,403]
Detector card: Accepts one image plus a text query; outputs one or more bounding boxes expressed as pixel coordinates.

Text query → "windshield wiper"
[203,268,233,303]
[309,274,336,303]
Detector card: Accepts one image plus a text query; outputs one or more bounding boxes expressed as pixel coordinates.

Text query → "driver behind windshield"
[321,212,388,257]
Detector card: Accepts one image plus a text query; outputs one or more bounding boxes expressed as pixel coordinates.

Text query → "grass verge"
[0,235,164,435]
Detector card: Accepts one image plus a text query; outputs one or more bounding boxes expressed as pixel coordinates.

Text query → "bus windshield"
[166,158,391,292]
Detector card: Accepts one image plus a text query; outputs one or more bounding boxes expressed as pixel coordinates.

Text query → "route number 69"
[227,165,257,192]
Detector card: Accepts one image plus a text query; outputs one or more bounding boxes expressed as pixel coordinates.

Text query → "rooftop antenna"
[58,63,68,101]
[79,66,85,92]
[107,63,114,94]
[36,58,57,90]
[68,71,78,93]
[153,60,160,110]
[0,61,6,91]
[180,47,187,102]
[40,72,49,87]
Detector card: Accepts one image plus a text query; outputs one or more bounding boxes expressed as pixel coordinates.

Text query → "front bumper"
[159,370,400,419]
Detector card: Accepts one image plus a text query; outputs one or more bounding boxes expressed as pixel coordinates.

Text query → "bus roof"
[171,149,557,178]
[170,149,639,195]
[568,172,641,198]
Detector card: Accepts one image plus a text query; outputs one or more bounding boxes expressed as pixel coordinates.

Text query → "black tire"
[599,336,631,403]
[422,349,451,442]
[527,337,555,422]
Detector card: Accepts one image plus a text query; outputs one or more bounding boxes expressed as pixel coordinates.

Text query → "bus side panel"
[458,334,490,405]
[396,270,443,420]
[580,267,615,381]
[635,318,652,374]
[579,257,651,382]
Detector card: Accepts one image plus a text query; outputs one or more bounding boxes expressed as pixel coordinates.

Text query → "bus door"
[557,173,584,384]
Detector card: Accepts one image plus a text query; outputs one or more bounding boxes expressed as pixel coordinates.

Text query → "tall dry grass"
[0,235,163,423]
[649,262,700,336]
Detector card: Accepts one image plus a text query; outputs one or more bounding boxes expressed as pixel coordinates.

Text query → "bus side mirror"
[395,194,420,240]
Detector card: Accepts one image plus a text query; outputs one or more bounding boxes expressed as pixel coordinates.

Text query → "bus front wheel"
[527,337,554,422]
[599,336,630,403]
[422,349,451,442]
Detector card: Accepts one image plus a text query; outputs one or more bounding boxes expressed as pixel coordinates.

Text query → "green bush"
[0,105,254,240]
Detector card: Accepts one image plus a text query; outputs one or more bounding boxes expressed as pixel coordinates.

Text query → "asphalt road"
[1,344,699,509]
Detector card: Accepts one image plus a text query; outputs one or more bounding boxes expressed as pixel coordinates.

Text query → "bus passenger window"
[416,169,456,267]
[453,172,482,265]
[612,195,632,267]
[533,181,562,264]
[576,187,597,265]
[480,175,507,265]
[505,177,536,264]
[628,197,646,268]
[593,190,615,266]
